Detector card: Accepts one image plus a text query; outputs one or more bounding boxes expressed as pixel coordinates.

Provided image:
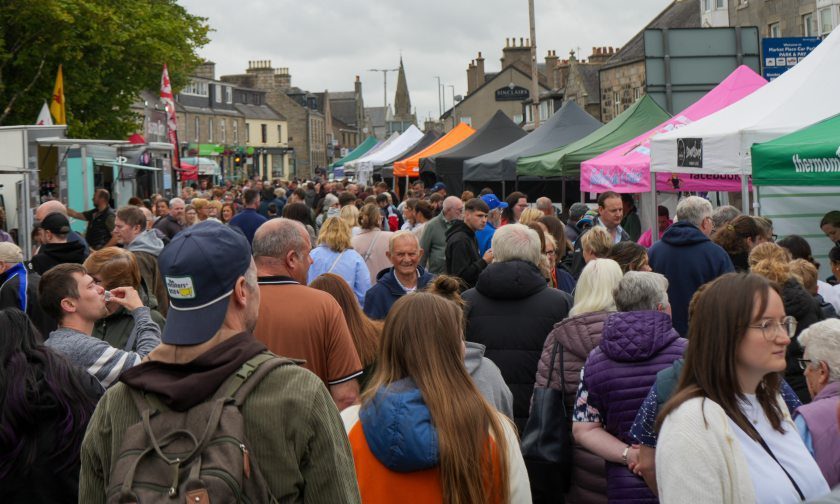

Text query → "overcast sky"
[177,0,678,123]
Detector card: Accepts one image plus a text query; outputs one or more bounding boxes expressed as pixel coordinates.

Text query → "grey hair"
[711,205,742,231]
[675,196,713,228]
[322,193,339,209]
[442,196,462,212]
[244,260,259,292]
[613,271,669,312]
[569,202,590,222]
[169,197,185,207]
[252,218,309,260]
[801,319,840,382]
[492,223,542,266]
[389,230,420,254]
[536,197,553,212]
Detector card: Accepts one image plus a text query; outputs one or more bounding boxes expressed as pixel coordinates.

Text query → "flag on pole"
[36,101,54,125]
[50,65,66,124]
[160,64,182,174]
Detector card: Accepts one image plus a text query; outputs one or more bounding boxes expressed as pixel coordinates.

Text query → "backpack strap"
[226,352,299,407]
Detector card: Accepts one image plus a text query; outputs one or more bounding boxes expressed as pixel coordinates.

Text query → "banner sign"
[495,85,529,101]
[762,37,821,80]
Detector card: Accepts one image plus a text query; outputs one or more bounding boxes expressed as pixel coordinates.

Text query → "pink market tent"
[580,66,767,193]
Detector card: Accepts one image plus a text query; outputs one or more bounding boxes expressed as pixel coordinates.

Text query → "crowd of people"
[1,174,840,503]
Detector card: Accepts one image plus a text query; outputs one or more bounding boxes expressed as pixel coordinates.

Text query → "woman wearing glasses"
[750,242,826,403]
[656,273,829,503]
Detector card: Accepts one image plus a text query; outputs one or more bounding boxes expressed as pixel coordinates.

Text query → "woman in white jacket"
[656,272,829,503]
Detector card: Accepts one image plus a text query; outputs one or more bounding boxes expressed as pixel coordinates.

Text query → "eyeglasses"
[545,249,556,257]
[771,234,779,242]
[748,316,797,341]
[797,358,813,371]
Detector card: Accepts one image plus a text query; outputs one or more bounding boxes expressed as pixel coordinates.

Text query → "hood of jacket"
[463,341,486,374]
[660,220,710,247]
[444,219,473,240]
[552,310,612,361]
[600,310,681,362]
[474,259,547,300]
[374,266,435,296]
[782,279,822,323]
[359,378,439,472]
[39,241,88,264]
[127,230,164,256]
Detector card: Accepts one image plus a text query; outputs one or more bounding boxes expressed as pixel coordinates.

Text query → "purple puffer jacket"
[535,311,611,504]
[582,310,686,504]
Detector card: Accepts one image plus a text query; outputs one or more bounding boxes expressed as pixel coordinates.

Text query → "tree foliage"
[0,0,210,138]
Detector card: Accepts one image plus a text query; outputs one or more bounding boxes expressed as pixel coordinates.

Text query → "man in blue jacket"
[364,231,435,320]
[649,196,734,336]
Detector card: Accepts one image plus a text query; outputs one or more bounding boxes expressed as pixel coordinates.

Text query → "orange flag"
[50,65,66,124]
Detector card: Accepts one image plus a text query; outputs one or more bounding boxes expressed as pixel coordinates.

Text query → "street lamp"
[368,68,399,114]
[434,76,442,117]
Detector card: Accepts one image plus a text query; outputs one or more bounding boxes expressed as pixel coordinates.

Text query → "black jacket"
[463,260,573,432]
[782,279,825,403]
[30,241,88,275]
[445,220,486,290]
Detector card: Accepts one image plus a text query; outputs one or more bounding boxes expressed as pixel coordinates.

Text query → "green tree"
[0,0,210,138]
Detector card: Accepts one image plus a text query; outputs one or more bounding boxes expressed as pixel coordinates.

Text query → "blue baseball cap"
[430,182,447,192]
[480,194,508,211]
[158,221,252,345]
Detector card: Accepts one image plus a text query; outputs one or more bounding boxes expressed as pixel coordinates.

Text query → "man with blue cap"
[475,194,508,256]
[79,221,361,502]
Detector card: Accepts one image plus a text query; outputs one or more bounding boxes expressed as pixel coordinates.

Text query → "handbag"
[520,341,573,503]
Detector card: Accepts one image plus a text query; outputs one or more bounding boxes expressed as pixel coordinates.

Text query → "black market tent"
[419,110,527,196]
[463,101,602,184]
[377,130,442,179]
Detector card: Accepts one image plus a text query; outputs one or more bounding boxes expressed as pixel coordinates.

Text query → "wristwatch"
[622,445,631,466]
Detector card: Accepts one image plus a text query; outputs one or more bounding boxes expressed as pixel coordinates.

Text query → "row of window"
[703,0,725,11]
[189,117,284,145]
[181,81,235,105]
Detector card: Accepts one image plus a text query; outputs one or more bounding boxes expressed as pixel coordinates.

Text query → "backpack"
[107,352,293,504]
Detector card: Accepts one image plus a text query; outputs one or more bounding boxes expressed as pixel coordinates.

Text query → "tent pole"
[740,174,750,215]
[562,177,567,213]
[502,180,506,198]
[753,185,760,216]
[651,172,659,244]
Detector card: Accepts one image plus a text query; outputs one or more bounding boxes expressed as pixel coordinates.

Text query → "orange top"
[392,123,475,178]
[348,422,503,504]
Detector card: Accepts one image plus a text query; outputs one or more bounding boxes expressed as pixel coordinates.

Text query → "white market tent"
[345,125,424,185]
[650,27,840,194]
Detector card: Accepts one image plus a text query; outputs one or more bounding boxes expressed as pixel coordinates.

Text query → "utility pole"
[528,0,541,128]
[434,76,442,117]
[368,67,399,114]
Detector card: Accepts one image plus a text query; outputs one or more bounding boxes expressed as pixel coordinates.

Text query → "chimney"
[475,51,485,88]
[501,35,532,69]
[467,61,477,94]
[588,46,612,65]
[193,61,216,80]
[545,50,559,89]
[274,66,291,90]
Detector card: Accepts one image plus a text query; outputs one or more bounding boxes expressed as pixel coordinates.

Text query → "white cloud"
[177,0,679,123]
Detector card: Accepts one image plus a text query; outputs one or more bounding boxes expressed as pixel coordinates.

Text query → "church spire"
[393,56,412,120]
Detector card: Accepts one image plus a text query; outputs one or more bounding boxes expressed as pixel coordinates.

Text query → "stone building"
[598,0,701,122]
[233,87,290,180]
[442,37,553,131]
[222,61,327,179]
[314,75,368,163]
[703,0,837,38]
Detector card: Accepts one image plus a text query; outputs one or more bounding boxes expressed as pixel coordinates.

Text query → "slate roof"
[233,103,286,120]
[602,0,701,70]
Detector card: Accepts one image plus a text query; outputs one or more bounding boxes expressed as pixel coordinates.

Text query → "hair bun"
[430,275,461,295]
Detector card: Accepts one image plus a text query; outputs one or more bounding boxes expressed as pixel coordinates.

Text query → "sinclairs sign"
[495,85,529,101]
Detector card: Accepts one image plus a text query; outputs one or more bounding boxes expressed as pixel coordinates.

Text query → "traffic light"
[234,154,242,167]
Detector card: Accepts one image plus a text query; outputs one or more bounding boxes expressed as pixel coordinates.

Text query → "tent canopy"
[331,136,379,169]
[581,65,767,193]
[379,130,442,177]
[517,95,670,178]
[651,28,840,176]
[347,126,424,185]
[420,110,526,195]
[463,101,602,183]
[393,122,474,178]
[752,113,840,186]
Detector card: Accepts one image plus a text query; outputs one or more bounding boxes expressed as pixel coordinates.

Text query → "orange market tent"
[392,122,475,178]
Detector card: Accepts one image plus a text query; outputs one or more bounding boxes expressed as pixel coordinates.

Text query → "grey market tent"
[420,110,526,195]
[463,101,602,184]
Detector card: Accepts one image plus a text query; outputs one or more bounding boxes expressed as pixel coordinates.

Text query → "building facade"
[234,88,290,180]
[222,61,327,179]
[716,0,837,37]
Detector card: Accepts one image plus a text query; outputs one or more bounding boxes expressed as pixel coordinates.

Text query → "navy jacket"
[363,266,435,320]
[229,208,268,245]
[648,221,734,337]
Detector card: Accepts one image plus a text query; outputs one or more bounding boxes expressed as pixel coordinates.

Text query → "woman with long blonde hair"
[308,216,371,305]
[341,293,530,503]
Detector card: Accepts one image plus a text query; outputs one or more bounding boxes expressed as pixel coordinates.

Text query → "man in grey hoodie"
[39,263,161,389]
[114,206,168,316]
[464,341,514,420]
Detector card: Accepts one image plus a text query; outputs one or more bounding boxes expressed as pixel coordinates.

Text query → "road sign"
[761,37,821,80]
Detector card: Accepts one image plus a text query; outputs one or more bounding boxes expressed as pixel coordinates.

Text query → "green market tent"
[331,136,379,170]
[516,95,670,178]
[752,113,840,186]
